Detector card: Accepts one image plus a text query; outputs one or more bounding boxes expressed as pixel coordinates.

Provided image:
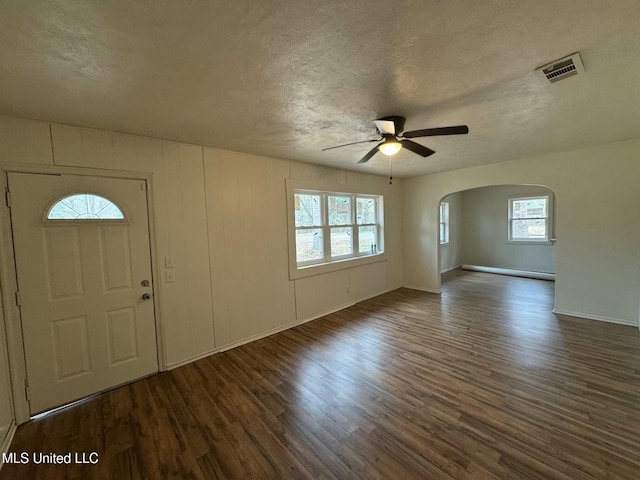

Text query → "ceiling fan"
[322,116,469,164]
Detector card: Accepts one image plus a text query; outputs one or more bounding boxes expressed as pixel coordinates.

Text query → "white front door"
[8,172,158,414]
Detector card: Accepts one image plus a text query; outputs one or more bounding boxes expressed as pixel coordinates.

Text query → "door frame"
[0,163,165,424]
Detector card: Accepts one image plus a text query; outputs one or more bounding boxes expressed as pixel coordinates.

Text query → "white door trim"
[0,164,166,424]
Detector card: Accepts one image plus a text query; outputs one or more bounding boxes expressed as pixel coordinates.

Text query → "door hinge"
[24,379,30,402]
[15,291,21,306]
[140,182,148,191]
[5,189,10,208]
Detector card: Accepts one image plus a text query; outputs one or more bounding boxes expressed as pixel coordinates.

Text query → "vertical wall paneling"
[51,125,116,169]
[294,269,351,321]
[153,143,215,366]
[289,161,348,185]
[220,152,247,343]
[263,157,297,332]
[0,115,53,165]
[177,145,216,356]
[204,149,297,349]
[203,149,231,347]
[350,261,389,301]
[0,291,15,451]
[6,115,403,393]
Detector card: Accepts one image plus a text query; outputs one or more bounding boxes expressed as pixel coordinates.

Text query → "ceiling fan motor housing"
[377,116,405,135]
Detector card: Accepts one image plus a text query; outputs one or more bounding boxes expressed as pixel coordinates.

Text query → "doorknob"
[142,293,152,301]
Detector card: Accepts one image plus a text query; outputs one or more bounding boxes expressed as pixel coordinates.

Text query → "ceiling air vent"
[537,52,584,84]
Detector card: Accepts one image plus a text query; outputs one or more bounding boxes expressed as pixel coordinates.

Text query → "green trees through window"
[294,190,382,267]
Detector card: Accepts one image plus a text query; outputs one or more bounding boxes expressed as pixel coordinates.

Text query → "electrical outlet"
[165,256,175,268]
[165,270,176,283]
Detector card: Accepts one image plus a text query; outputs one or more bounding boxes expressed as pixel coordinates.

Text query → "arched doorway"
[438,184,556,297]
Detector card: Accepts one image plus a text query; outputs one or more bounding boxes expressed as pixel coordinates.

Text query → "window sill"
[289,252,387,280]
[505,240,555,245]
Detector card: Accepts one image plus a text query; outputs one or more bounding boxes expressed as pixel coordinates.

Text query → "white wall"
[439,192,463,273]
[404,138,640,325]
[0,292,14,452]
[0,114,403,397]
[0,116,55,424]
[204,149,403,348]
[460,185,556,273]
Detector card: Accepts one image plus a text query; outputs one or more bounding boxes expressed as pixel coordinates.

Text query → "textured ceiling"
[1,1,639,177]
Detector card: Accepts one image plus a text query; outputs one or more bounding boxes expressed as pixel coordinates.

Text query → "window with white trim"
[508,195,549,241]
[294,190,383,267]
[46,193,125,220]
[439,202,449,244]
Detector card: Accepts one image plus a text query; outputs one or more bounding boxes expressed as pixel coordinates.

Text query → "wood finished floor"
[3,270,640,479]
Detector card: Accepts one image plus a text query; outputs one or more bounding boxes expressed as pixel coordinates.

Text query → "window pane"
[512,198,546,219]
[512,219,547,240]
[295,194,322,227]
[47,194,124,220]
[356,197,376,224]
[330,227,353,257]
[439,202,449,244]
[440,223,447,244]
[296,229,324,263]
[358,226,377,254]
[328,196,351,225]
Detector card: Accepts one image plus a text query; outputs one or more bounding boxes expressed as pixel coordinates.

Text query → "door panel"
[8,172,158,414]
[99,225,133,292]
[105,307,138,365]
[52,315,90,380]
[43,227,84,299]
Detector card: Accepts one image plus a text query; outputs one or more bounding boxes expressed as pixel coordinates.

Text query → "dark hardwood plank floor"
[3,270,640,479]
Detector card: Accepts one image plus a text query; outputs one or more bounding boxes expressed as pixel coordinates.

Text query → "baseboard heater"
[461,265,555,281]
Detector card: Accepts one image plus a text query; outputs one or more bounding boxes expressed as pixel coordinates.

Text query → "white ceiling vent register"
[537,52,584,83]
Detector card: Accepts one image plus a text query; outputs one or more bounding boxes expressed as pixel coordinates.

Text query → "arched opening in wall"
[437,184,557,305]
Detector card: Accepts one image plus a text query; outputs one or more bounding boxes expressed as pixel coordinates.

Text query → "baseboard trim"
[402,284,442,294]
[214,287,400,355]
[552,308,637,327]
[440,265,462,274]
[215,308,342,354]
[296,287,399,325]
[0,422,17,471]
[461,264,555,281]
[165,348,219,370]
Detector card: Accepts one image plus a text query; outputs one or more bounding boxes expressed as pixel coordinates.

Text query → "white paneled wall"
[0,290,14,452]
[153,143,214,365]
[350,262,389,302]
[295,269,352,321]
[0,115,403,378]
[204,148,403,349]
[0,115,53,165]
[203,148,297,349]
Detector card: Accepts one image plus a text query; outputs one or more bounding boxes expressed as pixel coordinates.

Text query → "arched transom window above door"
[46,193,125,220]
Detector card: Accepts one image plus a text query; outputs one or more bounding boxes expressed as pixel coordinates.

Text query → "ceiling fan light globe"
[378,141,401,156]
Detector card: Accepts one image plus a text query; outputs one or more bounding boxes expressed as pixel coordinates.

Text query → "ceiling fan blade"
[322,139,379,151]
[357,145,381,163]
[401,139,436,157]
[373,119,396,135]
[402,125,469,138]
